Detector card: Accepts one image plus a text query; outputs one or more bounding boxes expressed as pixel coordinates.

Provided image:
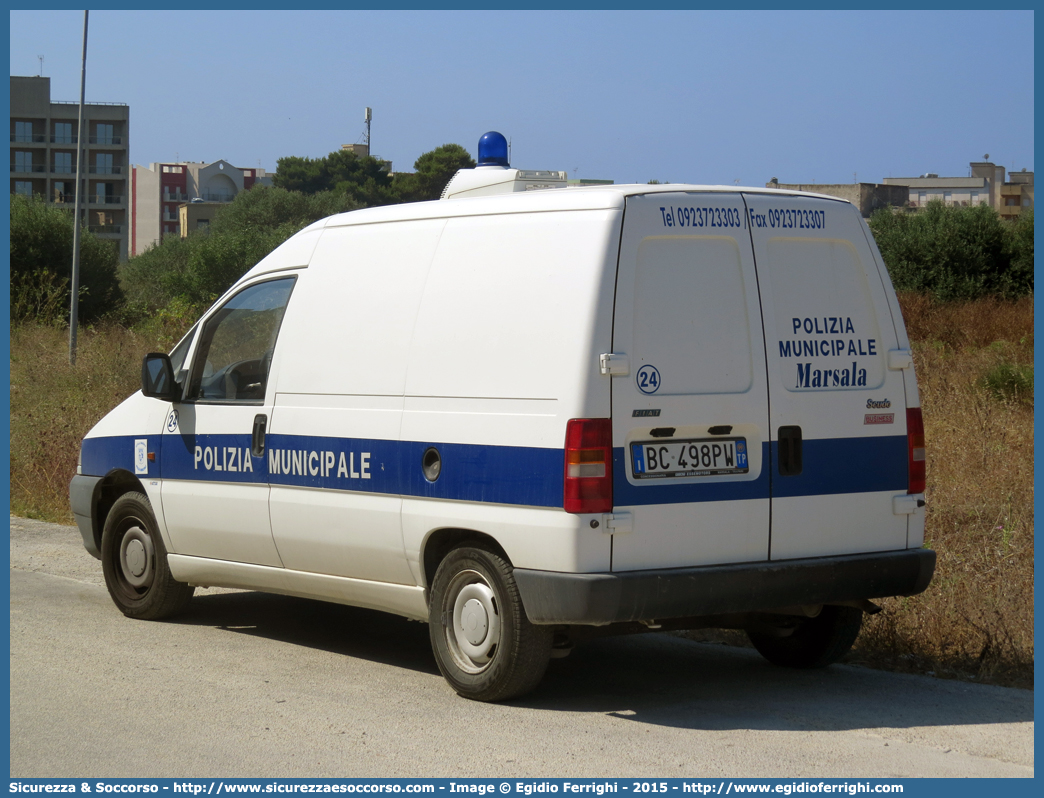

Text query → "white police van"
[71,132,933,701]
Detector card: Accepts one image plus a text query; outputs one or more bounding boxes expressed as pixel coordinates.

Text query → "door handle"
[251,414,267,458]
[778,426,802,476]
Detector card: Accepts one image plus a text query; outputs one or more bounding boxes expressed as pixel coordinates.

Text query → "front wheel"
[747,605,863,669]
[101,491,194,620]
[429,546,552,702]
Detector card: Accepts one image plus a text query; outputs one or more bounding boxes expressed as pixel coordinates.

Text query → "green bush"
[868,201,1033,300]
[119,186,360,316]
[10,269,73,325]
[10,194,122,322]
[1005,209,1033,291]
[981,362,1033,404]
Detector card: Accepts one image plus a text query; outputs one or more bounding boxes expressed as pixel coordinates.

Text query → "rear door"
[610,192,770,571]
[742,194,909,560]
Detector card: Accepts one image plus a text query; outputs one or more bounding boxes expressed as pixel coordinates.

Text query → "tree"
[274,149,397,206]
[10,194,121,323]
[868,201,1032,300]
[1005,208,1034,292]
[405,144,476,201]
[119,186,360,314]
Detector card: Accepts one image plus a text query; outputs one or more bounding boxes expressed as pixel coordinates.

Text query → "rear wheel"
[747,605,863,669]
[101,492,194,620]
[429,546,552,701]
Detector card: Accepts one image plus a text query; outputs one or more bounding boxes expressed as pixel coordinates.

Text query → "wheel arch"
[93,469,148,553]
[421,527,511,596]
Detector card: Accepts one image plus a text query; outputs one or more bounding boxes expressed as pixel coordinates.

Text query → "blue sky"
[9,9,1035,186]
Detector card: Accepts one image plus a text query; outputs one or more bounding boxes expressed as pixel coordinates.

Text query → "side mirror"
[141,353,180,401]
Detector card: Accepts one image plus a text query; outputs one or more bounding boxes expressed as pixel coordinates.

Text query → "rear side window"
[188,277,296,403]
[632,236,753,395]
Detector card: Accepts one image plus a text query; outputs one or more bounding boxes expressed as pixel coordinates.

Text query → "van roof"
[312,183,854,231]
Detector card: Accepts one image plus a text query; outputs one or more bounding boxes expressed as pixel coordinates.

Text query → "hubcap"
[461,598,489,645]
[125,539,147,576]
[448,571,502,673]
[119,524,155,589]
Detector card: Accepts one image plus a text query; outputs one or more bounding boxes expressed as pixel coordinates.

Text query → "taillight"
[564,418,613,514]
[907,407,926,495]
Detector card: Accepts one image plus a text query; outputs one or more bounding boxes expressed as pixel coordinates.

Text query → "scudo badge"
[866,398,892,409]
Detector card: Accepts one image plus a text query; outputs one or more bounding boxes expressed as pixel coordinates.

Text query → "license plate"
[631,437,749,479]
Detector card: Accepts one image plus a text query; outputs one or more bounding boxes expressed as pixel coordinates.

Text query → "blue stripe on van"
[768,435,908,498]
[260,434,564,508]
[82,433,565,508]
[81,433,906,509]
[81,435,163,479]
[162,432,267,484]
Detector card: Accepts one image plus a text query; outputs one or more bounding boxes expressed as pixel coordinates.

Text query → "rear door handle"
[778,426,802,476]
[251,414,267,457]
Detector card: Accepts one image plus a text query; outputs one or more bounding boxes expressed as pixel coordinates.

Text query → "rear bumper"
[514,548,936,626]
[69,475,103,559]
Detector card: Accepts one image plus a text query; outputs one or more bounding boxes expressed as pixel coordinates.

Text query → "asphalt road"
[9,516,1034,779]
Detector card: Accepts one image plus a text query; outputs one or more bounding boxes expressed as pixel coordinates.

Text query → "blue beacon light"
[477,131,509,167]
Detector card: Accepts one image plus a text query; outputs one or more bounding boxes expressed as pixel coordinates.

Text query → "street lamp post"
[69,10,89,365]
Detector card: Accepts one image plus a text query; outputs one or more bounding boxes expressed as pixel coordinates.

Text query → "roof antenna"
[37,55,43,76]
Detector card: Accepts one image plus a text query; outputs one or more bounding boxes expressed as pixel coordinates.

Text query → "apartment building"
[882,160,1033,217]
[128,160,272,256]
[10,75,130,260]
[998,167,1034,220]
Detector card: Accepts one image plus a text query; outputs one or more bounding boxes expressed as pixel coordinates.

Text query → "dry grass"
[9,295,1034,687]
[854,294,1034,688]
[9,319,190,521]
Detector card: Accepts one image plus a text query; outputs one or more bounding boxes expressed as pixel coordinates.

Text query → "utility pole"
[69,10,88,365]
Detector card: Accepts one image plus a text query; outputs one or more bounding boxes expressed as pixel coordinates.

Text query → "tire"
[101,491,194,620]
[429,546,552,702]
[747,605,863,669]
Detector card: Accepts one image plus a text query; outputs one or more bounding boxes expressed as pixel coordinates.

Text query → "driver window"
[188,277,296,403]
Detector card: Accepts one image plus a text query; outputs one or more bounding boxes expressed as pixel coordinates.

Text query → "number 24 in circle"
[637,365,661,394]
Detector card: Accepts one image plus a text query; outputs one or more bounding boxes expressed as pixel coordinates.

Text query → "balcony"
[88,165,122,175]
[10,133,46,143]
[162,213,180,222]
[10,163,45,173]
[199,192,235,202]
[163,192,188,202]
[89,136,123,145]
[89,194,124,205]
[50,135,78,144]
[89,224,122,234]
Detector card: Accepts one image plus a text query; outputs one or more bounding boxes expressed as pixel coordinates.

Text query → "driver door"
[160,276,297,566]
